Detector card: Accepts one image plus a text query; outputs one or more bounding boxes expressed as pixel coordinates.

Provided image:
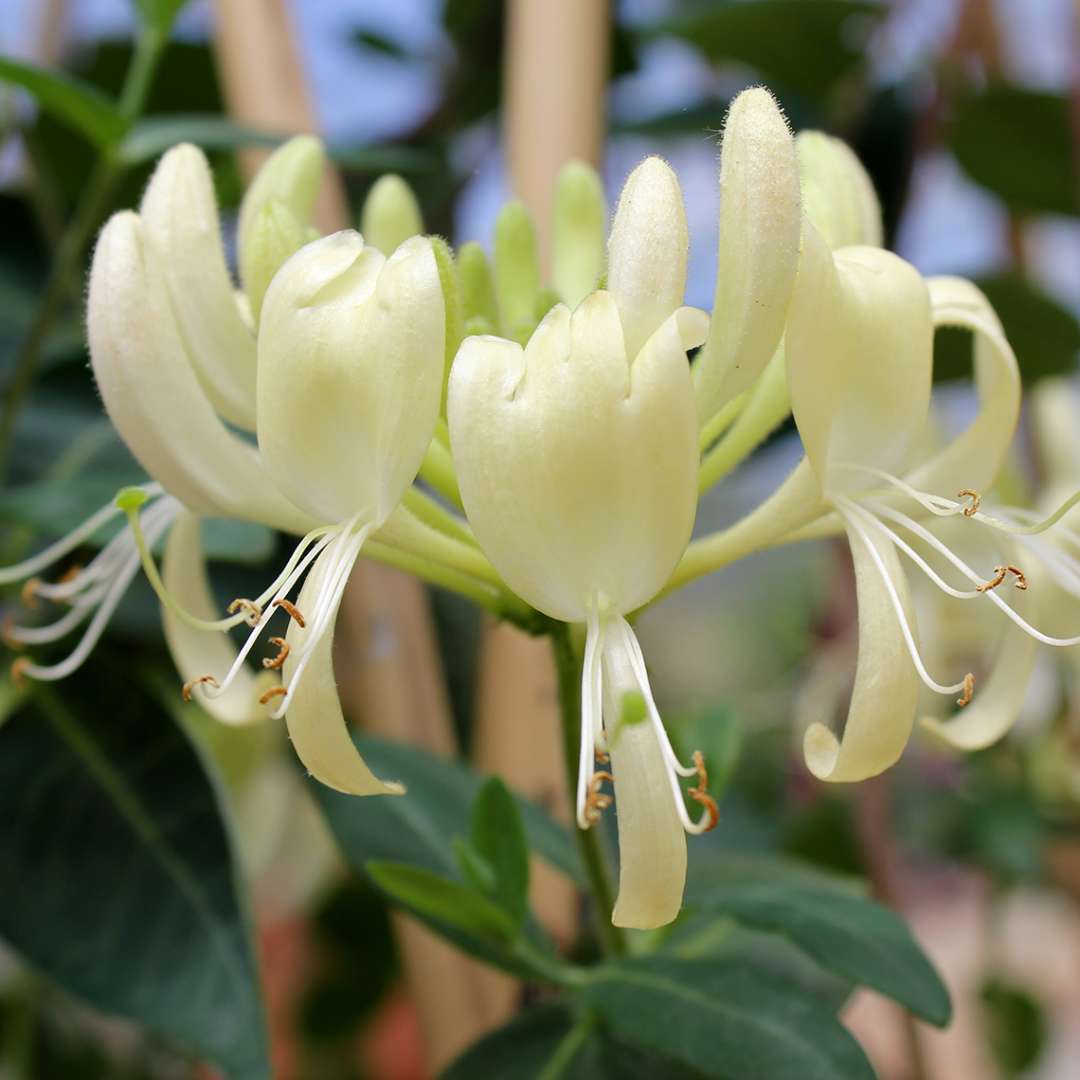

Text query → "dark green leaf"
[584,957,875,1079]
[644,0,882,101]
[980,976,1046,1076]
[453,836,496,894]
[366,860,517,942]
[703,885,951,1025]
[0,56,125,148]
[684,850,865,906]
[934,273,1080,385]
[949,85,1080,216]
[0,670,268,1079]
[471,776,530,928]
[311,734,581,885]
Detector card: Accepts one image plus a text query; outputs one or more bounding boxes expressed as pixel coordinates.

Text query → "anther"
[57,563,84,585]
[957,672,975,708]
[11,656,30,688]
[688,750,719,833]
[594,748,610,765]
[20,578,42,609]
[182,674,219,702]
[272,598,306,628]
[259,686,288,706]
[957,489,981,517]
[977,565,1028,593]
[263,636,290,670]
[227,598,262,627]
[1,613,21,651]
[584,770,614,825]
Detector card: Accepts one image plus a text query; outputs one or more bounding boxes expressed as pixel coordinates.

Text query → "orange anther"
[262,636,290,670]
[688,749,719,833]
[10,656,30,687]
[957,672,975,708]
[272,599,306,628]
[227,598,261,626]
[20,578,42,609]
[957,489,981,517]
[182,674,219,702]
[259,686,288,706]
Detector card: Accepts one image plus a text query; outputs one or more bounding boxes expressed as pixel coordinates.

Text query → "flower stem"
[550,622,627,956]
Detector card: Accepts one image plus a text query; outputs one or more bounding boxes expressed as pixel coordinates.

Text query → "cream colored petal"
[282,547,404,796]
[804,521,920,781]
[87,212,314,535]
[904,276,1021,497]
[786,227,933,493]
[796,131,883,250]
[694,87,801,422]
[140,144,258,431]
[257,232,444,526]
[1030,378,1080,488]
[162,512,274,726]
[607,156,688,360]
[920,589,1037,751]
[448,297,698,620]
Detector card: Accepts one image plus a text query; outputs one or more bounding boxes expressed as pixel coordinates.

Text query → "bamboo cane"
[471,0,610,945]
[211,1,515,1070]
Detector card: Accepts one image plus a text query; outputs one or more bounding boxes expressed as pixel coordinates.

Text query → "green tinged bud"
[238,134,325,320]
[244,199,308,323]
[494,200,541,345]
[551,160,606,309]
[796,131,883,250]
[457,241,498,334]
[360,173,424,254]
[431,235,462,409]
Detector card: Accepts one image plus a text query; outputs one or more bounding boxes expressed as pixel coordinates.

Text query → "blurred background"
[1,1,1079,1077]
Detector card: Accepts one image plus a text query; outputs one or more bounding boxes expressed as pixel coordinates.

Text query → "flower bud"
[796,130,883,250]
[360,173,423,254]
[457,241,498,336]
[257,231,444,526]
[551,159,606,309]
[242,198,310,324]
[494,200,542,344]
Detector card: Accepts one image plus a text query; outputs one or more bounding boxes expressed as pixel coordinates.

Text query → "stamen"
[584,770,614,824]
[595,748,610,765]
[262,636,290,670]
[20,578,42,609]
[957,672,975,708]
[958,489,982,517]
[688,750,719,833]
[11,656,29,687]
[57,563,84,584]
[977,565,1027,593]
[227,598,262,627]
[2,613,20,650]
[272,598,306,628]
[182,674,219,701]
[259,685,288,706]
[577,610,605,830]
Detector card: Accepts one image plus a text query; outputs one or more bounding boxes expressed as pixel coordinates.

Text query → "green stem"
[550,623,626,957]
[537,1010,599,1080]
[0,25,167,481]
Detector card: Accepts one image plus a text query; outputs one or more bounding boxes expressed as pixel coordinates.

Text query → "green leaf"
[310,734,581,885]
[133,0,187,35]
[583,957,875,1079]
[442,1004,703,1080]
[934,273,1080,385]
[470,776,530,928]
[703,885,951,1026]
[644,0,882,102]
[366,860,518,943]
[0,668,269,1079]
[0,56,126,148]
[980,976,1047,1076]
[948,85,1079,216]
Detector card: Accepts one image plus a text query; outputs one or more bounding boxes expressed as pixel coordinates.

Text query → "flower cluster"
[3,88,1078,930]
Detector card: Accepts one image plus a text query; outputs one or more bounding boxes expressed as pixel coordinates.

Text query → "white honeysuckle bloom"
[449,155,715,930]
[196,229,446,796]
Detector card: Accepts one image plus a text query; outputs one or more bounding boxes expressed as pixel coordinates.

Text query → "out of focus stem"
[0,24,167,481]
[551,623,627,957]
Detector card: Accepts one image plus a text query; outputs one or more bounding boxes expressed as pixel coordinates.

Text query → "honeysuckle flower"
[449,155,715,930]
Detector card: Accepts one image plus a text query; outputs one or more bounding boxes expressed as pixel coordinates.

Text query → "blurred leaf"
[470,776,530,928]
[311,734,582,885]
[0,669,268,1079]
[701,885,951,1025]
[670,706,742,800]
[583,957,874,1079]
[934,274,1080,385]
[366,860,518,942]
[0,56,125,148]
[442,1004,703,1079]
[949,85,1079,216]
[350,29,412,60]
[980,976,1046,1076]
[133,0,188,35]
[684,851,865,905]
[644,0,882,102]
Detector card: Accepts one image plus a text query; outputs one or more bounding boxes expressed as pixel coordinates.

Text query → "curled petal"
[694,87,801,422]
[162,512,274,726]
[140,144,258,430]
[282,547,405,796]
[804,522,920,781]
[904,276,1021,497]
[786,227,933,494]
